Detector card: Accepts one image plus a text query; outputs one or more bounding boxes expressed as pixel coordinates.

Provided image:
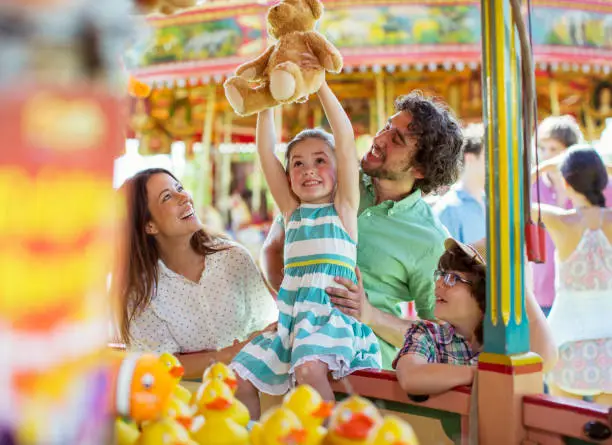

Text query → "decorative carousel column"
[477,0,544,443]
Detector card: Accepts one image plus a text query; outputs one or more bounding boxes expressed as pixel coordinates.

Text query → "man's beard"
[361,157,411,181]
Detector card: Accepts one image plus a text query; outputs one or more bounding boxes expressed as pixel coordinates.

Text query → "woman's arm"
[256,109,297,215]
[524,265,558,373]
[395,354,475,395]
[177,345,242,380]
[530,202,567,243]
[317,82,359,213]
[177,326,273,380]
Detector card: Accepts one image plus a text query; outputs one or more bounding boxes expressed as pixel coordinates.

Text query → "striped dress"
[231,203,381,395]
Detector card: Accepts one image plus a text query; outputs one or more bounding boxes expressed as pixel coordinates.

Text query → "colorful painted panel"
[531,7,612,49]
[124,13,265,69]
[320,5,480,46]
[128,1,612,81]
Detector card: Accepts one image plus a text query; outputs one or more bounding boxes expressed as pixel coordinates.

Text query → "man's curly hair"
[395,92,464,194]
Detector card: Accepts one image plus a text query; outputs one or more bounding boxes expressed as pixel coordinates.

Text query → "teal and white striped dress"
[231,203,381,395]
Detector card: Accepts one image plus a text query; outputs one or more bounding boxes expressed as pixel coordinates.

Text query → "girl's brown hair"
[284,128,335,172]
[112,168,228,345]
[438,245,487,343]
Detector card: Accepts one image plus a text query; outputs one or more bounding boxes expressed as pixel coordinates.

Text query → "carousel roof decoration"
[125,0,612,89]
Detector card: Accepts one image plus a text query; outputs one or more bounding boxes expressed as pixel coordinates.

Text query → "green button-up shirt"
[357,173,448,368]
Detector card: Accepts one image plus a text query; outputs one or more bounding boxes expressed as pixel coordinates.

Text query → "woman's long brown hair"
[113,168,228,345]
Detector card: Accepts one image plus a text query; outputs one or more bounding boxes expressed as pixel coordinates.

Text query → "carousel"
[124,0,612,229]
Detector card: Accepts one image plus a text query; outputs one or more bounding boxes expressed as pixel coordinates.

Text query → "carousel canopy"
[125,0,612,87]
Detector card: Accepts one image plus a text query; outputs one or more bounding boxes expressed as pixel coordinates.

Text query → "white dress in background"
[547,220,612,396]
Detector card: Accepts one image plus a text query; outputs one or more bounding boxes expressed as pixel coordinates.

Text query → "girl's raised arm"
[256,109,297,216]
[317,82,359,212]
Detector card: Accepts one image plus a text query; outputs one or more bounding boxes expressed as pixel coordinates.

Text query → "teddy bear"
[223,0,343,117]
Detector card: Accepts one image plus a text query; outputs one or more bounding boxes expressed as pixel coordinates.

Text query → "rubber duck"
[193,379,249,427]
[282,385,333,445]
[190,381,249,445]
[202,362,238,393]
[136,418,197,445]
[163,398,194,431]
[191,415,249,445]
[115,418,140,445]
[324,396,382,445]
[158,352,192,405]
[251,406,307,445]
[114,353,174,423]
[369,416,419,445]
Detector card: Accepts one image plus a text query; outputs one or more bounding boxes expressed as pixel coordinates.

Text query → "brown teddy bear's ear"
[304,0,323,20]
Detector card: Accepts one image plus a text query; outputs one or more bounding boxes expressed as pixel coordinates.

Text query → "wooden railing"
[332,369,472,445]
[523,395,612,445]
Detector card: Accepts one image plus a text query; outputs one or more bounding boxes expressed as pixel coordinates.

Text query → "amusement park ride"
[1,0,612,443]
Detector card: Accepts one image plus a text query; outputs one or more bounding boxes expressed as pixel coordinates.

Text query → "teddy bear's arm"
[303,31,343,74]
[235,45,276,81]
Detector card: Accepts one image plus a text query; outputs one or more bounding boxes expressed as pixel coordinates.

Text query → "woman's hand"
[231,322,278,351]
[326,267,374,324]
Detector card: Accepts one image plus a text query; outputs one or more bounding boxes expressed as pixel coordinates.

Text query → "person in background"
[394,239,557,395]
[531,116,583,317]
[531,145,612,404]
[433,123,486,244]
[531,116,612,317]
[260,92,464,369]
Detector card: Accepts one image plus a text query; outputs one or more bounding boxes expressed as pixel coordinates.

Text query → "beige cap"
[444,238,486,265]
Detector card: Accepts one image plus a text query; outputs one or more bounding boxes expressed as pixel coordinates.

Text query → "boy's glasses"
[434,269,473,287]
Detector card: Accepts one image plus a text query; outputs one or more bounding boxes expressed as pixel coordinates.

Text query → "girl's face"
[145,173,203,238]
[538,137,566,162]
[433,269,483,331]
[287,138,337,204]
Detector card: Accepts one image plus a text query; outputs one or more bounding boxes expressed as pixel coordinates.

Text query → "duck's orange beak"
[335,412,376,440]
[176,415,192,430]
[170,365,184,379]
[392,441,408,445]
[205,397,232,410]
[223,377,238,391]
[281,428,307,444]
[312,401,334,418]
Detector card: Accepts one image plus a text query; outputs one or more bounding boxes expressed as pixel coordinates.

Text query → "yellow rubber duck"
[191,415,250,445]
[114,353,174,423]
[202,362,239,393]
[369,416,419,445]
[251,406,307,445]
[115,418,140,445]
[193,379,250,427]
[190,381,249,445]
[136,418,197,445]
[158,352,192,405]
[162,397,195,432]
[282,385,333,445]
[324,396,382,445]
